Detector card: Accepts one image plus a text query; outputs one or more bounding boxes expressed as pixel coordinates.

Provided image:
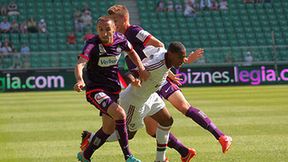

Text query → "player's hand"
[184,48,204,64]
[138,69,150,81]
[170,73,182,86]
[74,81,85,92]
[131,78,141,87]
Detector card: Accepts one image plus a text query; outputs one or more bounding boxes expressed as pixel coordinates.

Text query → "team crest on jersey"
[98,44,106,55]
[94,92,109,104]
[116,46,122,53]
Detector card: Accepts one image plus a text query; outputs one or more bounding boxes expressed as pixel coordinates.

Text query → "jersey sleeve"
[79,43,96,61]
[136,30,152,46]
[128,26,152,46]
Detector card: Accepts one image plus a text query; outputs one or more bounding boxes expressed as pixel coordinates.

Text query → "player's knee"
[177,102,191,114]
[102,126,115,135]
[113,106,126,120]
[161,116,173,127]
[168,116,174,126]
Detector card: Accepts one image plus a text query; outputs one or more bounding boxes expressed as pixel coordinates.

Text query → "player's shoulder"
[85,35,99,44]
[128,25,144,31]
[126,25,145,35]
[114,32,127,41]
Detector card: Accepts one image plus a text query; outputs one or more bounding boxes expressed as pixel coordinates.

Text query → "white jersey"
[126,46,169,104]
[119,46,169,131]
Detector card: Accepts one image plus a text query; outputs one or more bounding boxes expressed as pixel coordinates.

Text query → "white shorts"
[119,92,165,132]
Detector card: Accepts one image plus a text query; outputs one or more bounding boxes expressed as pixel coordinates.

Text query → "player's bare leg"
[167,90,232,153]
[144,117,196,162]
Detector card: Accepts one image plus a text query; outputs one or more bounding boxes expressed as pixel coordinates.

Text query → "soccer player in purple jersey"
[107,4,232,158]
[74,16,149,162]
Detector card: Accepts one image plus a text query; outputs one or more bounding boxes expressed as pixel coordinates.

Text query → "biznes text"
[176,66,288,85]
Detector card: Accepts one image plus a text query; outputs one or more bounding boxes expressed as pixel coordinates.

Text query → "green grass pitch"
[1,85,288,162]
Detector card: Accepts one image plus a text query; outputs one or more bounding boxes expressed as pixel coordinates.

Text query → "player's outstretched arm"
[74,57,87,92]
[184,48,204,64]
[127,49,150,81]
[145,35,165,48]
[168,70,182,86]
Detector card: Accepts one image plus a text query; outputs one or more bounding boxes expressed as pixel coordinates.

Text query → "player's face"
[96,20,115,44]
[171,50,186,68]
[110,14,125,33]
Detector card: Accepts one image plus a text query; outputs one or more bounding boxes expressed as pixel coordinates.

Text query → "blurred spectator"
[20,44,30,68]
[38,19,47,33]
[211,0,219,10]
[67,32,76,44]
[74,8,84,32]
[0,4,7,16]
[81,10,92,32]
[184,0,197,17]
[243,50,253,66]
[7,1,19,16]
[20,44,30,55]
[1,41,12,55]
[0,17,11,33]
[10,19,19,33]
[20,20,28,33]
[167,0,174,12]
[82,2,91,15]
[156,0,166,12]
[27,17,38,33]
[175,3,183,12]
[200,0,212,10]
[219,0,228,10]
[3,37,11,45]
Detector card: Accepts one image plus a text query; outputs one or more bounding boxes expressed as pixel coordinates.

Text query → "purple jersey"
[80,32,133,93]
[124,25,152,69]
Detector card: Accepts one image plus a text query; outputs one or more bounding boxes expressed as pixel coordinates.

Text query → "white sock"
[106,131,119,142]
[88,132,95,142]
[155,124,170,161]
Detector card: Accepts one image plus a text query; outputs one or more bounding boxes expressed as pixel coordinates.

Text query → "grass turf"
[0,85,288,162]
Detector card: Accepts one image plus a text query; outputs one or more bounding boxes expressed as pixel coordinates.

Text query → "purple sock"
[186,106,224,140]
[83,127,110,159]
[167,133,188,157]
[115,119,131,160]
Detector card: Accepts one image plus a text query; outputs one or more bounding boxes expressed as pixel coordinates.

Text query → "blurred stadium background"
[0,0,287,69]
[0,0,288,162]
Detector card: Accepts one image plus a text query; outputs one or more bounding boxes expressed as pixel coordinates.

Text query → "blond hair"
[107,5,129,20]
